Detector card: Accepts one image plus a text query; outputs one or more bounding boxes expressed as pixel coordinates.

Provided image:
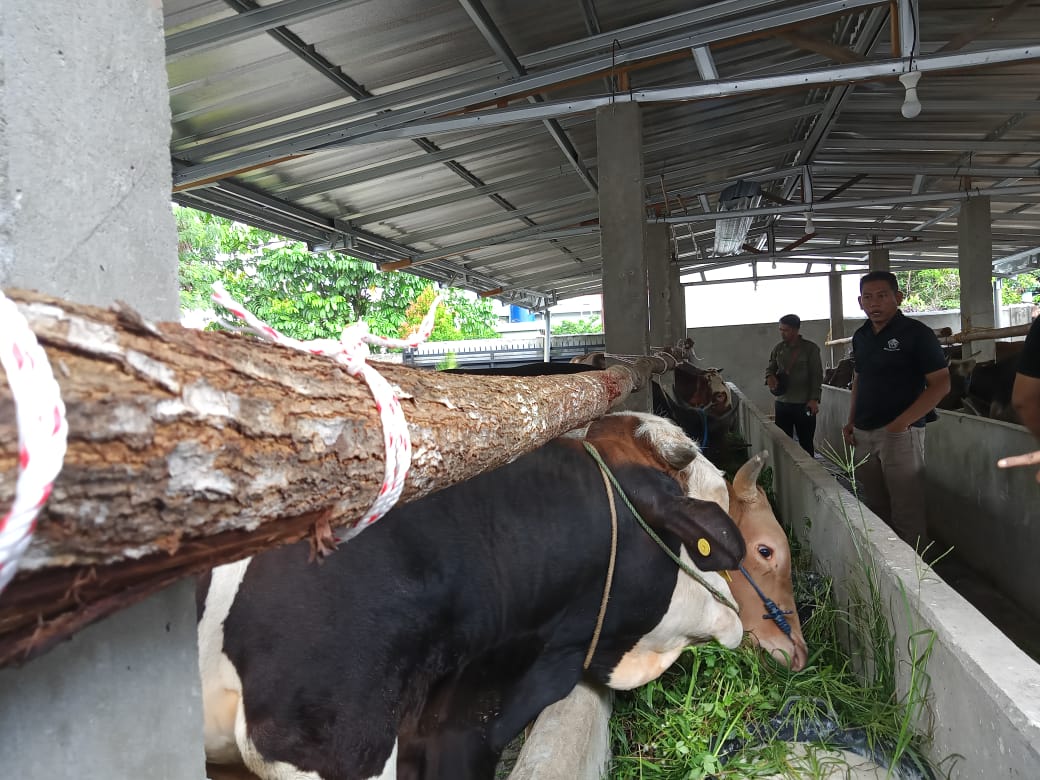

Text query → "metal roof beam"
[166,0,357,58]
[826,139,1040,153]
[993,246,1040,275]
[659,183,1040,223]
[400,212,600,266]
[347,169,578,225]
[681,263,961,287]
[275,126,548,199]
[457,0,597,195]
[844,99,1040,113]
[403,193,595,245]
[675,239,949,270]
[810,163,1040,178]
[344,44,1040,145]
[172,0,885,186]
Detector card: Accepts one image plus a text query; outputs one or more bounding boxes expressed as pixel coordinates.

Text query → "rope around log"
[0,290,68,597]
[211,283,440,533]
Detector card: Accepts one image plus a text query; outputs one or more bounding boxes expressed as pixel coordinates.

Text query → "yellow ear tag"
[696,538,711,557]
[721,570,733,583]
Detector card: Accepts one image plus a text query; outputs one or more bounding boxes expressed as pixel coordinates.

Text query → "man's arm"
[885,367,951,432]
[765,344,779,379]
[765,344,780,390]
[808,343,823,400]
[997,317,1040,480]
[1012,372,1040,440]
[999,376,1040,482]
[841,373,858,444]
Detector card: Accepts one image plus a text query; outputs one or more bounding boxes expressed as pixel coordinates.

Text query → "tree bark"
[0,289,672,666]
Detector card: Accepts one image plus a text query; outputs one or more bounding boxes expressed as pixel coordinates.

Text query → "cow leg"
[484,648,585,753]
[399,652,523,780]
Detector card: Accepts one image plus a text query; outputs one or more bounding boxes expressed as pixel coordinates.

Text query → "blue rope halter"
[738,563,794,638]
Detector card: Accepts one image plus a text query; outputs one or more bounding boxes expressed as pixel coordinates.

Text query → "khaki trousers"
[851,426,928,549]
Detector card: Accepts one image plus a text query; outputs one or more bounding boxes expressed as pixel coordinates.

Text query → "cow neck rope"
[581,443,738,615]
[584,462,619,670]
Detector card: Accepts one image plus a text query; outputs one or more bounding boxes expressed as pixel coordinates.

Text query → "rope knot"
[211,282,441,534]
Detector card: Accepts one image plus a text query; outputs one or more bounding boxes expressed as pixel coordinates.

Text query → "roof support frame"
[172,0,887,186]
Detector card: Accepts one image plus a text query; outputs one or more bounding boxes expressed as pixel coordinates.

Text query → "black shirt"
[851,311,948,430]
[1018,317,1040,379]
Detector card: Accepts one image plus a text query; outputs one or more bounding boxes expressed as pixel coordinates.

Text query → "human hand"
[841,422,855,445]
[766,375,778,390]
[807,400,819,416]
[883,420,909,433]
[997,450,1040,483]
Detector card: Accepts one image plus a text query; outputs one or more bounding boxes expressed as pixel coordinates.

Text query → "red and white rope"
[0,291,68,596]
[211,283,440,531]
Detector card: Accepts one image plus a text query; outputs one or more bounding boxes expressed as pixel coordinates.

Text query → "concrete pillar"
[596,102,650,411]
[959,196,995,362]
[543,308,552,362]
[993,279,1004,329]
[0,3,204,778]
[646,222,670,349]
[868,247,890,272]
[828,270,846,365]
[668,263,686,345]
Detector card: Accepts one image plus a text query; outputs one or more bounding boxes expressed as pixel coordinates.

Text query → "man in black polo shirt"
[998,315,1040,481]
[841,271,951,548]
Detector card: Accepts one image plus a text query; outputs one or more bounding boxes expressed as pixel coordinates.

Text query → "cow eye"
[757,544,773,559]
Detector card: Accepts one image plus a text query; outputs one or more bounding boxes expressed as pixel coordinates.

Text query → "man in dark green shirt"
[765,314,823,457]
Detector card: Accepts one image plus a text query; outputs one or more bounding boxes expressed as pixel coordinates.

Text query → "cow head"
[584,412,745,688]
[585,412,743,571]
[726,451,808,671]
[673,363,732,416]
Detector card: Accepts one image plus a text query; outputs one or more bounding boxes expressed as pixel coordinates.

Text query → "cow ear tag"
[696,538,711,557]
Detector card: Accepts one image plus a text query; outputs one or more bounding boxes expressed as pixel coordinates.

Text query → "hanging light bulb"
[804,211,815,235]
[899,70,922,119]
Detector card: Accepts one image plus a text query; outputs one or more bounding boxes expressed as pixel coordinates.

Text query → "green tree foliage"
[894,268,1040,312]
[551,316,602,335]
[895,269,960,312]
[999,270,1040,306]
[398,286,497,342]
[175,206,499,342]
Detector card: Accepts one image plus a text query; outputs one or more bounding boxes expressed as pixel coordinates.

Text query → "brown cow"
[726,450,809,671]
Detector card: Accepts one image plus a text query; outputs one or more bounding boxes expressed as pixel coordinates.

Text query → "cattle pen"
[501,384,1040,779]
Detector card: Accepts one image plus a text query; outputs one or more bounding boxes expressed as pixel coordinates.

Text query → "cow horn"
[733,450,769,503]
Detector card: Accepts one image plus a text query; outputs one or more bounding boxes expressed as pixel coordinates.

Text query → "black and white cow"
[198,412,746,780]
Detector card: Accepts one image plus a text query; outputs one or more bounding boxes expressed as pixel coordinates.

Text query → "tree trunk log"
[0,289,673,666]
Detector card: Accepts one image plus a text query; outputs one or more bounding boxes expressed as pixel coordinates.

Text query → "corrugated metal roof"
[166,0,1040,307]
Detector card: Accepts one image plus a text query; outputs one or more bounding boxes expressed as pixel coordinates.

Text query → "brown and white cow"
[197,412,745,780]
[726,450,808,671]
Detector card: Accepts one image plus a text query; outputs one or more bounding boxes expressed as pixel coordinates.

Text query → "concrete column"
[668,263,686,345]
[959,196,995,362]
[868,247,890,272]
[993,279,1004,329]
[646,222,670,349]
[596,102,649,411]
[543,308,552,362]
[0,3,204,778]
[828,270,846,366]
